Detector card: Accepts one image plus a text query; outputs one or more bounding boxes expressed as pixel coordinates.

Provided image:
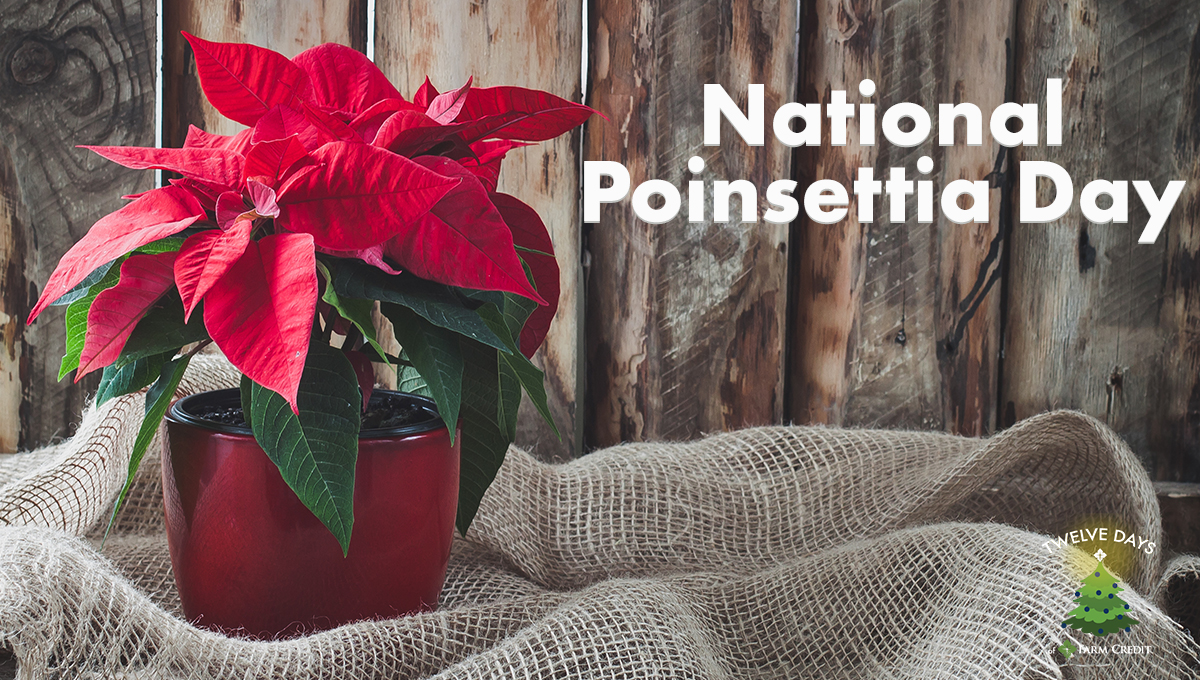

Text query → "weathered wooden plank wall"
[0,0,157,451]
[583,0,798,448]
[787,0,1013,437]
[375,0,584,461]
[3,0,1199,485]
[1007,0,1200,480]
[1156,22,1200,484]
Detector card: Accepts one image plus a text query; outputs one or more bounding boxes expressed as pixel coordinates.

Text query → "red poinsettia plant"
[27,33,594,551]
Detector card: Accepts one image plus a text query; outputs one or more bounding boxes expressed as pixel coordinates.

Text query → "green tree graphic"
[1062,549,1140,637]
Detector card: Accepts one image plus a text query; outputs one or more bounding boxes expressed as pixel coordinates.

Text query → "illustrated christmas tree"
[1062,549,1140,637]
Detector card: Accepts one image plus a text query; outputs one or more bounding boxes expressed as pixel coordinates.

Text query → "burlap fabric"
[0,354,1197,678]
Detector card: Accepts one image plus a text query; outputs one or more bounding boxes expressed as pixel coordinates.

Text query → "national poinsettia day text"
[583,80,1185,244]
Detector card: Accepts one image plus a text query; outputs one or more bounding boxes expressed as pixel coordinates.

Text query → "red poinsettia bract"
[28,33,595,411]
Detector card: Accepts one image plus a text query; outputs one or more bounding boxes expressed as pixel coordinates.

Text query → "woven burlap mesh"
[0,353,1197,678]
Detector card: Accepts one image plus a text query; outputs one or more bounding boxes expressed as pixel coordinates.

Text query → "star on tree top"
[1094,549,1107,562]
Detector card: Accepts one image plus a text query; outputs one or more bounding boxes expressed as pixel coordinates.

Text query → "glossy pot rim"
[167,388,446,440]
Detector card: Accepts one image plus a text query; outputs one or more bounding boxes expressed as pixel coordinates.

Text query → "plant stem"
[184,339,212,358]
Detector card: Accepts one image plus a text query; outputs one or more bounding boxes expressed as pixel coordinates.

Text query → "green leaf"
[472,303,520,350]
[114,299,209,369]
[501,351,557,437]
[471,290,537,342]
[51,258,120,308]
[103,353,192,543]
[455,338,523,535]
[496,356,522,441]
[474,302,559,437]
[59,263,123,380]
[331,260,510,353]
[248,339,361,554]
[381,303,463,441]
[317,262,389,363]
[96,351,175,406]
[135,236,186,254]
[458,259,538,339]
[457,288,505,309]
[396,358,433,398]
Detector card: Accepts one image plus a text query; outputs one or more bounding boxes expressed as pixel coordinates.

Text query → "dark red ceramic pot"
[162,388,460,639]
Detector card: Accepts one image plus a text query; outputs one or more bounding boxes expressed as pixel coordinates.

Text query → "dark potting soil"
[190,393,434,431]
[360,393,432,429]
[201,405,249,428]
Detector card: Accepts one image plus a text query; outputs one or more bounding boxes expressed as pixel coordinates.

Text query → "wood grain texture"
[1006,0,1200,478]
[788,0,1012,436]
[163,0,366,144]
[0,0,156,450]
[375,0,583,461]
[1151,19,1200,482]
[584,0,796,448]
[1156,482,1200,554]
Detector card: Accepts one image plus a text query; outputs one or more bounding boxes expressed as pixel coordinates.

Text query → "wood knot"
[9,39,57,86]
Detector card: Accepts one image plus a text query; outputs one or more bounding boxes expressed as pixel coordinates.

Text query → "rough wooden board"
[0,0,156,450]
[788,0,1012,436]
[1156,482,1200,554]
[1150,21,1200,483]
[584,0,796,448]
[370,303,399,390]
[924,0,1012,437]
[1006,0,1200,479]
[787,0,872,430]
[376,0,584,461]
[163,0,366,144]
